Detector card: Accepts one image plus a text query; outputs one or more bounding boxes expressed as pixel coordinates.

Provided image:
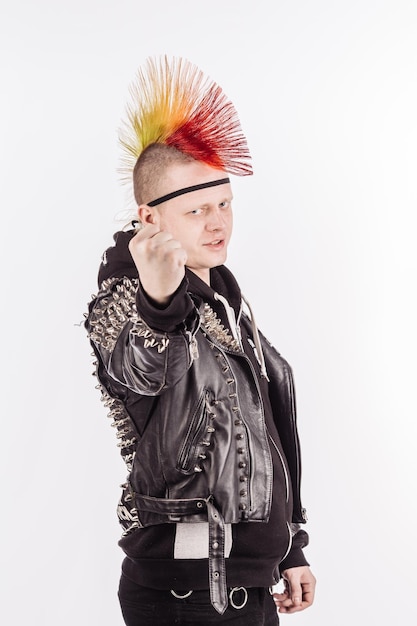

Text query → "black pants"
[118,574,279,625]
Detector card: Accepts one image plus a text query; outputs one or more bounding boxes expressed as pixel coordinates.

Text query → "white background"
[1,1,416,624]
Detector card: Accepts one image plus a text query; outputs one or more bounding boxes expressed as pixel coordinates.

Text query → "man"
[86,56,316,625]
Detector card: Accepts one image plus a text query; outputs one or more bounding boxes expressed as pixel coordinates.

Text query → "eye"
[189,207,204,215]
[219,200,230,209]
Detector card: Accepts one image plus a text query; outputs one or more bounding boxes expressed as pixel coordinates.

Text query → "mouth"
[204,239,224,247]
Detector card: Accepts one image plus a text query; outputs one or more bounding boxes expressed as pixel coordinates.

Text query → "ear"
[137,204,160,226]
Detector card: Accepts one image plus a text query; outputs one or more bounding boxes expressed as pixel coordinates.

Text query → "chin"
[209,254,227,268]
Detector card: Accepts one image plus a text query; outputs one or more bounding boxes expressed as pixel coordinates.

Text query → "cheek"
[226,212,233,234]
[156,213,169,231]
[158,215,180,238]
[164,221,196,248]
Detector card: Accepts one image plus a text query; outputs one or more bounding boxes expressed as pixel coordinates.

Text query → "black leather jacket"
[86,266,307,613]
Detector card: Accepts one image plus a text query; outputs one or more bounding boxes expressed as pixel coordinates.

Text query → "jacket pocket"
[176,389,211,474]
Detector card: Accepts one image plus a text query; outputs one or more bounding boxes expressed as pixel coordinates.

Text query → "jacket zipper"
[177,390,209,472]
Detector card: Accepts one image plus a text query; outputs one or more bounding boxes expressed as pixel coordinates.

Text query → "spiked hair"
[118,56,252,202]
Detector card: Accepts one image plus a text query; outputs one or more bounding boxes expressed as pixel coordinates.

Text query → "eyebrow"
[148,177,230,207]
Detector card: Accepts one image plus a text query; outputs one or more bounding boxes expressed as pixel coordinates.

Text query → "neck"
[188,267,210,285]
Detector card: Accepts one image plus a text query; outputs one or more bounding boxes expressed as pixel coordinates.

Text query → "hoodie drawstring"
[214,293,242,345]
[214,292,270,381]
[241,294,270,381]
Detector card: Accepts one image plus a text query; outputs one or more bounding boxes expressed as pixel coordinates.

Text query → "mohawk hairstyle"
[118,56,253,191]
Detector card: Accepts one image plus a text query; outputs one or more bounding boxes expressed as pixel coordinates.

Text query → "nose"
[206,207,227,231]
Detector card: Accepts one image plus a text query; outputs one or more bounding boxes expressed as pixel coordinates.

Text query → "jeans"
[118,574,279,625]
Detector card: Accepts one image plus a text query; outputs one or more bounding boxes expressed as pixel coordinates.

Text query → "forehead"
[158,161,232,209]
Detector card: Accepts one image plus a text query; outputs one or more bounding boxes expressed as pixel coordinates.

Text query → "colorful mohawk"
[118,56,253,186]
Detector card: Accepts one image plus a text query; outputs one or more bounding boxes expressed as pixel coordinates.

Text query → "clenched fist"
[128,223,187,305]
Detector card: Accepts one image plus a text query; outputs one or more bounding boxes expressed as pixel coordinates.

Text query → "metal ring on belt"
[229,586,248,609]
[170,589,193,599]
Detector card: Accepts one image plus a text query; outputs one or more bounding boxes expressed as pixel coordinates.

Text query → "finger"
[272,592,289,604]
[159,241,187,264]
[130,227,176,254]
[285,578,302,608]
[150,231,178,246]
[276,596,296,610]
[147,236,187,264]
[129,222,160,245]
[146,236,186,266]
[300,582,315,607]
[278,600,310,614]
[277,588,314,614]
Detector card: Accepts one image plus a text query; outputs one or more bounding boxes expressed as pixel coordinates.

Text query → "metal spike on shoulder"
[201,303,241,352]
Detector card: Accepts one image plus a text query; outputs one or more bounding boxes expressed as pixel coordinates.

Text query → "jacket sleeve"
[85,276,200,396]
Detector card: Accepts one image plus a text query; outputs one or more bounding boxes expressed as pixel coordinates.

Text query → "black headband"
[148,177,230,207]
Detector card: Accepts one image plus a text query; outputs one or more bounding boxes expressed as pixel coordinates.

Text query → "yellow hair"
[118,55,252,186]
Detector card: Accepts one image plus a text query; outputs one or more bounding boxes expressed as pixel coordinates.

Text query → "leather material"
[86,275,307,612]
[116,316,274,527]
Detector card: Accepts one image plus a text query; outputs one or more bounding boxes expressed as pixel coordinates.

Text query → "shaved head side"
[133,143,196,206]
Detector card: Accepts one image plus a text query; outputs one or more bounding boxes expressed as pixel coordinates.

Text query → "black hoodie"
[94,229,309,591]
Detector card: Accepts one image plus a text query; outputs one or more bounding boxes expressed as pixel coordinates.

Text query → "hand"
[128,222,187,305]
[273,566,316,614]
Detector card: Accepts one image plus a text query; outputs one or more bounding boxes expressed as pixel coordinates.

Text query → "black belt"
[135,494,228,614]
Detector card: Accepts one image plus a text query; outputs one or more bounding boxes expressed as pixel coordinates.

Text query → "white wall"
[1,1,416,624]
